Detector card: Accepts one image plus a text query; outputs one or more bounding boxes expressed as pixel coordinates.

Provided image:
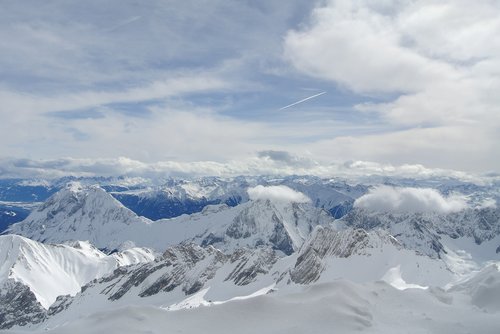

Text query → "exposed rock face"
[6,178,497,330]
[342,207,500,258]
[203,199,332,255]
[5,243,280,328]
[0,280,46,329]
[0,234,154,330]
[47,295,73,317]
[225,248,279,285]
[93,244,223,301]
[140,244,226,297]
[290,227,400,284]
[74,243,279,307]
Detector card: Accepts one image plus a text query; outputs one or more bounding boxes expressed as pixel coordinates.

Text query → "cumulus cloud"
[284,1,454,94]
[283,0,500,171]
[247,185,311,203]
[354,186,468,214]
[1,1,499,173]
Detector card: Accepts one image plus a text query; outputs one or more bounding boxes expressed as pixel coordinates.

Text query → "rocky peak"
[290,226,400,284]
[208,199,333,255]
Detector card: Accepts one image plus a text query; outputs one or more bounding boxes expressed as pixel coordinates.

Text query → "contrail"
[279,91,326,110]
[106,16,143,32]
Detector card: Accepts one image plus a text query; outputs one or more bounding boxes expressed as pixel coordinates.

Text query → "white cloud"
[302,126,498,173]
[284,0,458,94]
[0,0,305,90]
[354,186,468,214]
[283,0,500,172]
[0,1,498,174]
[247,185,311,203]
[0,73,229,118]
[0,155,495,185]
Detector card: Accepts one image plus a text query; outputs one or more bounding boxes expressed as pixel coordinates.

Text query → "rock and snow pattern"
[0,177,499,332]
[0,234,154,328]
[7,183,333,254]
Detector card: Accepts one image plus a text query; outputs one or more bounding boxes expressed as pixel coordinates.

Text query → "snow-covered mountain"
[2,174,495,227]
[342,207,500,259]
[1,176,500,332]
[198,199,333,255]
[0,235,154,329]
[21,273,500,334]
[110,177,251,220]
[12,223,484,331]
[38,243,281,324]
[111,176,367,220]
[6,182,150,251]
[6,183,333,254]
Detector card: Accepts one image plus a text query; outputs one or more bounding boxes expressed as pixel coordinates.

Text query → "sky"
[1,0,499,178]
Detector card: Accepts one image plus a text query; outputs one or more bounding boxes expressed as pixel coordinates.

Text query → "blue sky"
[1,0,499,177]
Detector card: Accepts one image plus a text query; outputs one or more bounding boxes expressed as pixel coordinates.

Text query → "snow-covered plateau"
[0,176,499,333]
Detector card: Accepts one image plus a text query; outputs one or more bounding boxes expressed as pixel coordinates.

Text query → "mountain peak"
[64,181,85,193]
[203,199,333,255]
[6,183,147,250]
[0,234,154,310]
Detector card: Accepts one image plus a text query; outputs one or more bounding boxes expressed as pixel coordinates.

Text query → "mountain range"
[0,176,499,333]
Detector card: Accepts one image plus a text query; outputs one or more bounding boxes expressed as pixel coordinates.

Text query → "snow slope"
[9,224,471,331]
[0,234,155,308]
[6,279,500,334]
[6,182,149,251]
[2,178,500,332]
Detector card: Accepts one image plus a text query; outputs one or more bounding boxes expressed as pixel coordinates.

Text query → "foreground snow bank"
[7,279,500,334]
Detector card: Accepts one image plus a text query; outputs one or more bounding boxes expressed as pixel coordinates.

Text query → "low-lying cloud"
[354,186,468,214]
[0,155,494,185]
[247,185,311,203]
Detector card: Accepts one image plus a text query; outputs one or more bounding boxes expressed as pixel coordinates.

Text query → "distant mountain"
[0,176,365,230]
[0,179,59,233]
[0,203,31,232]
[113,176,366,220]
[111,190,227,221]
[0,179,57,202]
[6,182,333,254]
[6,182,149,251]
[342,207,500,258]
[1,175,498,223]
[198,199,333,255]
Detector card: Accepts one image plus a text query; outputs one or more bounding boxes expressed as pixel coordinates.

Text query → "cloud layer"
[0,155,494,186]
[247,185,311,203]
[0,1,498,173]
[284,0,500,171]
[354,186,468,214]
